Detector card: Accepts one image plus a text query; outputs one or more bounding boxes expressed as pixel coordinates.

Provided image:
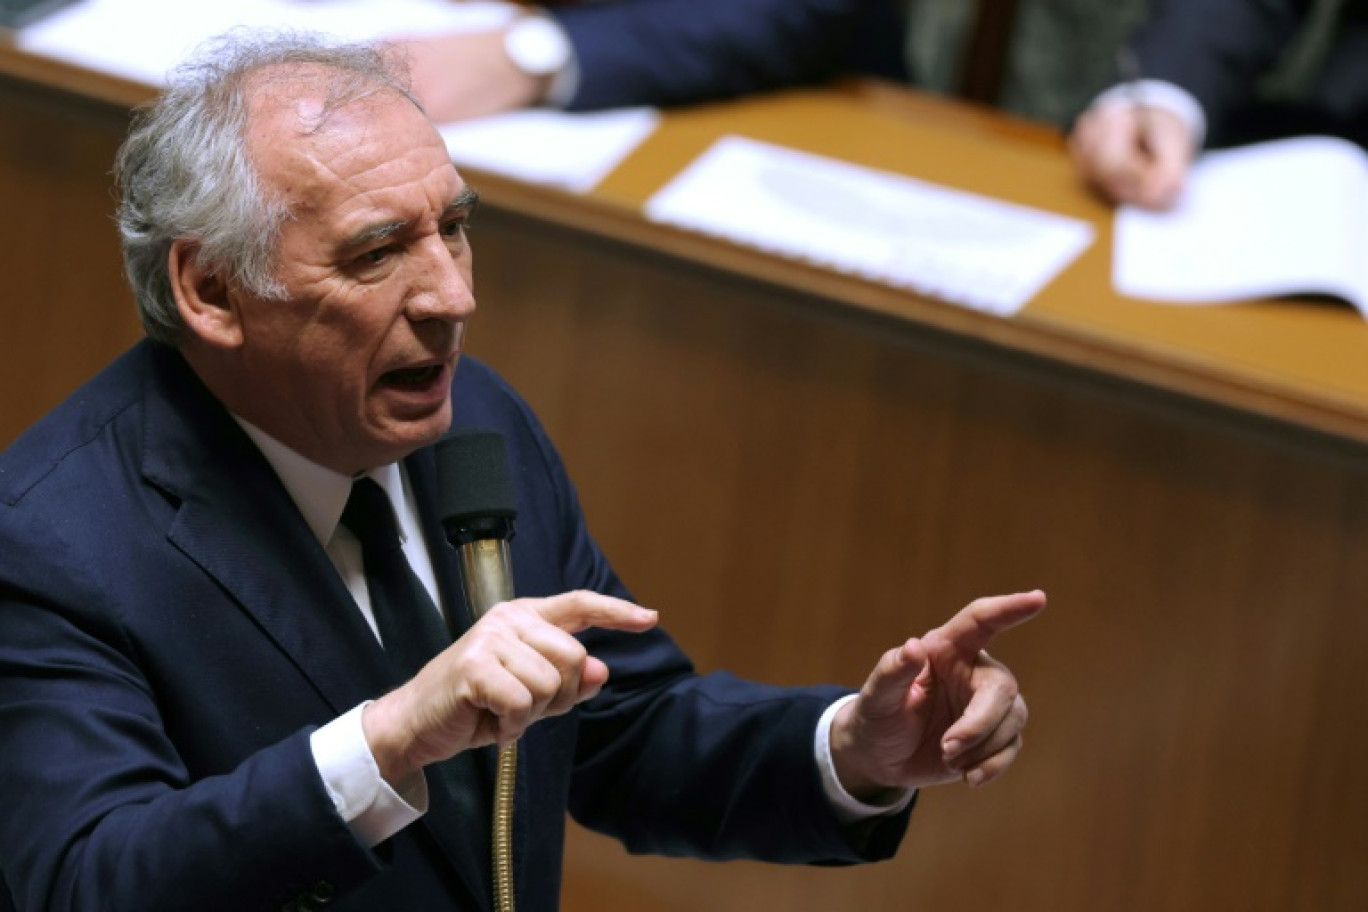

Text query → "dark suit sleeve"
[0,518,379,912]
[572,667,911,862]
[1130,0,1314,135]
[483,369,911,864]
[548,0,882,110]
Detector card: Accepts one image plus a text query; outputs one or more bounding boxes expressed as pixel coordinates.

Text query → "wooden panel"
[0,74,141,447]
[463,206,1368,911]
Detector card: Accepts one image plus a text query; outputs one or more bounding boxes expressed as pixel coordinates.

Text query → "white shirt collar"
[232,418,407,548]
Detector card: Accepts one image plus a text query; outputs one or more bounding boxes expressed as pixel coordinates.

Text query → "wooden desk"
[4,44,1368,912]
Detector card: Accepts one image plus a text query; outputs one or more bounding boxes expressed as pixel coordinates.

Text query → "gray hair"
[115,31,420,344]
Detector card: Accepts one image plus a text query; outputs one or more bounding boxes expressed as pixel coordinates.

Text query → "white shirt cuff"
[1093,78,1208,149]
[544,56,579,108]
[310,702,427,847]
[538,16,579,108]
[815,694,916,825]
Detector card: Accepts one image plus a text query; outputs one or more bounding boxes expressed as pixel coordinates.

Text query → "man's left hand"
[830,590,1045,801]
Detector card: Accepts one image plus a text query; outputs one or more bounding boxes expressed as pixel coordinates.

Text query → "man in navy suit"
[1070,0,1368,209]
[398,0,908,123]
[0,31,1041,912]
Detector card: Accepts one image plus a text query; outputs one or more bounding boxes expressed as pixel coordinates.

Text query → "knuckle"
[560,589,595,609]
[998,675,1020,701]
[527,668,559,698]
[504,689,536,722]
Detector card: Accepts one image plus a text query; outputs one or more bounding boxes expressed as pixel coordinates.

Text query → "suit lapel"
[170,446,497,910]
[139,346,397,712]
[138,346,499,908]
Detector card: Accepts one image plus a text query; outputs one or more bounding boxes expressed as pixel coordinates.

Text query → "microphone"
[435,429,518,620]
[434,428,520,912]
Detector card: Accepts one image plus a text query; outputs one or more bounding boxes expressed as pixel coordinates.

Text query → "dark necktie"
[340,477,451,679]
[340,476,493,887]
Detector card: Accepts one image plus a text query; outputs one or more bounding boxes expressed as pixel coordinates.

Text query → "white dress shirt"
[236,420,910,846]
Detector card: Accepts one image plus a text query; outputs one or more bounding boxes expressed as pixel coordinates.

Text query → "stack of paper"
[645,135,1095,317]
[1114,136,1368,317]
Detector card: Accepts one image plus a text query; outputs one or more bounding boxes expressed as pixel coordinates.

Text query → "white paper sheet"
[17,0,519,86]
[644,135,1095,317]
[440,108,659,193]
[1114,136,1368,317]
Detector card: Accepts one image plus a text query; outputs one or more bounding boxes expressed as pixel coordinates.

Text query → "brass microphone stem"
[492,742,518,912]
[460,539,518,912]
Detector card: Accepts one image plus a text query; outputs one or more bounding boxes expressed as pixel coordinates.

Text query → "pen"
[1116,46,1155,159]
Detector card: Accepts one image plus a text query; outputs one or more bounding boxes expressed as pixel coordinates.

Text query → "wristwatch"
[502,15,572,78]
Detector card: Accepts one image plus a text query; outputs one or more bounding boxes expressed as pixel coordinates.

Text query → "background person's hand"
[396,26,553,124]
[1070,102,1194,210]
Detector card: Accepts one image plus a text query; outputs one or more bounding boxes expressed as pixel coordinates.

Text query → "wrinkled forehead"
[241,64,436,205]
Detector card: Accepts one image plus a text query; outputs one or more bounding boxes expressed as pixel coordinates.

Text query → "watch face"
[504,17,571,78]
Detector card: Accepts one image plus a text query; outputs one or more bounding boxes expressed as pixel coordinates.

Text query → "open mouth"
[381,364,444,389]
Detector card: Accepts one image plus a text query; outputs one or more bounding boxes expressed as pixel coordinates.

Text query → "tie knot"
[341,477,403,554]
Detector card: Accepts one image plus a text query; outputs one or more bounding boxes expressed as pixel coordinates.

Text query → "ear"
[169,238,243,349]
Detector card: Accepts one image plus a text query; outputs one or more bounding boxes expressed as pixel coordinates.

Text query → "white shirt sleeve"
[310,702,428,847]
[1092,78,1209,149]
[814,694,916,825]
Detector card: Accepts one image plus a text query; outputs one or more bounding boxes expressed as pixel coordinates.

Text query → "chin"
[391,414,453,457]
[355,401,454,467]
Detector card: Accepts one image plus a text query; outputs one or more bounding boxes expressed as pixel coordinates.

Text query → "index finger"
[933,590,1045,655]
[531,590,659,635]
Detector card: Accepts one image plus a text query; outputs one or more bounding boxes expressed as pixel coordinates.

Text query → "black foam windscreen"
[435,429,518,530]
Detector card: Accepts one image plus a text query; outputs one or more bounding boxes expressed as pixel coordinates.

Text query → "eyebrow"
[449,185,481,218]
[338,185,482,251]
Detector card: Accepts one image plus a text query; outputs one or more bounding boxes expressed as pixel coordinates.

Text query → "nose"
[407,235,476,325]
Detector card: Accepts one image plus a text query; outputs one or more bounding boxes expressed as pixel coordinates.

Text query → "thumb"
[861,637,930,718]
[577,655,609,702]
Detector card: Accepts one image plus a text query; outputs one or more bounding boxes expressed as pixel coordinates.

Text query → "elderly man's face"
[226,80,476,474]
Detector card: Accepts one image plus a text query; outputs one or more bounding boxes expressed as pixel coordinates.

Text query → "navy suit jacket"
[0,341,909,912]
[548,0,908,110]
[1130,0,1368,146]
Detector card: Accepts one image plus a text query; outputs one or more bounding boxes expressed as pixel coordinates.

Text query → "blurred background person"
[397,0,908,122]
[903,0,1147,128]
[1068,0,1358,209]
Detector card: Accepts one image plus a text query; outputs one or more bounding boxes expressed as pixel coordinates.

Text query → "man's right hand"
[1069,101,1195,211]
[362,590,658,786]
